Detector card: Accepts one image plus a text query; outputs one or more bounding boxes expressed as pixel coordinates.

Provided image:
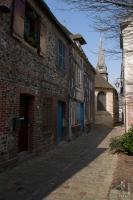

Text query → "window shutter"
[65,46,69,73]
[12,0,25,40]
[56,38,59,68]
[39,21,47,57]
[58,39,62,69]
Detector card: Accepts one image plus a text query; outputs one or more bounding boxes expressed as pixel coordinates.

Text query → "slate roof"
[95,72,114,89]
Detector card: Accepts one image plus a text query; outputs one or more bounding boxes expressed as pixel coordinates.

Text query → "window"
[76,67,82,87]
[97,91,106,111]
[77,68,80,85]
[58,39,65,70]
[79,70,82,86]
[71,102,76,125]
[24,3,40,48]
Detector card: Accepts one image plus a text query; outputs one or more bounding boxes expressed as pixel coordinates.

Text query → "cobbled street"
[0,125,124,200]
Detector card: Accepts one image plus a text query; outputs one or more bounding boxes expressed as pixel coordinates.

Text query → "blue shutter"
[58,39,65,71]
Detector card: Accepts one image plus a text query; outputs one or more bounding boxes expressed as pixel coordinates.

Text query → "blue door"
[57,102,64,142]
[77,103,84,131]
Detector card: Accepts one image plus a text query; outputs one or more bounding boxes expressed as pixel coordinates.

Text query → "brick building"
[0,0,72,167]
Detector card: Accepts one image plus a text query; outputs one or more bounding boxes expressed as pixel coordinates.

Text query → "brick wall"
[0,1,70,166]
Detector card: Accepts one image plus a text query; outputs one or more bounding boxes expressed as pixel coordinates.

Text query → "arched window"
[97,91,106,111]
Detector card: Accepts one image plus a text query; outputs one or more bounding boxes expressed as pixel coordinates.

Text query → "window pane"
[24,4,40,48]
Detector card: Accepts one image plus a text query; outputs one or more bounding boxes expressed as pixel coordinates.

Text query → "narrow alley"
[0,1,133,200]
[0,126,123,200]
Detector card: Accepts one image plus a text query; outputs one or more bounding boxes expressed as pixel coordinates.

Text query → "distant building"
[67,33,95,138]
[120,17,133,131]
[84,54,95,133]
[95,40,119,127]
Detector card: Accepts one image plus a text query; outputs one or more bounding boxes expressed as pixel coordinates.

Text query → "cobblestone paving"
[0,125,124,200]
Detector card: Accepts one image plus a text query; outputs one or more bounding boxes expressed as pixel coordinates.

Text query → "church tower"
[96,39,108,81]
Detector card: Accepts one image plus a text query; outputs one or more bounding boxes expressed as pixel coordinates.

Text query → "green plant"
[109,136,123,153]
[110,127,133,155]
[121,128,133,155]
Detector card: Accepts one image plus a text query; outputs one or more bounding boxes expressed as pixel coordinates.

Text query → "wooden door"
[18,94,30,152]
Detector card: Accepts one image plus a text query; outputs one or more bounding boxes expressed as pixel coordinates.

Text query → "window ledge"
[12,33,43,57]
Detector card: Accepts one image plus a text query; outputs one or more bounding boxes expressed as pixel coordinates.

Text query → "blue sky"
[45,0,121,86]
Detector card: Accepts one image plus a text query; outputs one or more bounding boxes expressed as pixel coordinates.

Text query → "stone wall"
[122,20,133,130]
[0,1,70,166]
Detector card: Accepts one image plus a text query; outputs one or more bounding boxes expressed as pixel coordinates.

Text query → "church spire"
[96,38,108,81]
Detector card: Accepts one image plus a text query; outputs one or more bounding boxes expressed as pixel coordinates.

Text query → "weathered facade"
[95,40,119,127]
[69,35,95,138]
[95,73,119,127]
[0,0,71,167]
[84,55,95,132]
[120,18,133,131]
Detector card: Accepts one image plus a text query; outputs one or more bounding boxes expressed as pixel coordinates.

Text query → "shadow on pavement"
[0,125,113,200]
